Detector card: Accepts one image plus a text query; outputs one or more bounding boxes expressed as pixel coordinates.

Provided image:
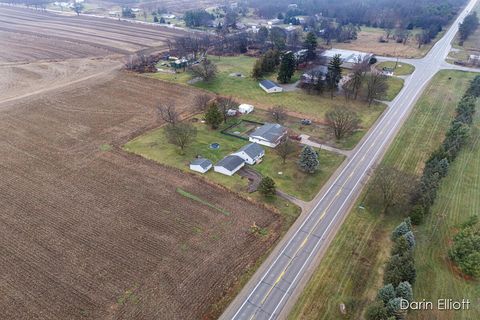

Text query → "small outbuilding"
[190,158,213,173]
[259,80,283,94]
[214,155,245,176]
[238,104,254,114]
[233,143,265,165]
[249,123,288,148]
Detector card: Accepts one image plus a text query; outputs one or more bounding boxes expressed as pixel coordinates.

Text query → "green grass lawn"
[383,76,404,101]
[376,61,416,76]
[289,70,480,319]
[124,119,344,203]
[149,55,387,150]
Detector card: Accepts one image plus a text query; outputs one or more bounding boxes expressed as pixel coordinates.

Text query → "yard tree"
[328,54,343,85]
[269,105,287,123]
[217,96,237,123]
[366,71,388,106]
[257,26,269,44]
[365,301,389,320]
[190,58,218,82]
[377,284,396,304]
[348,57,370,99]
[276,138,296,164]
[304,31,318,61]
[164,123,197,154]
[259,176,276,198]
[298,146,319,173]
[252,59,264,79]
[204,102,223,129]
[153,16,159,22]
[325,107,360,139]
[194,93,212,112]
[73,2,84,16]
[396,281,413,303]
[156,101,179,126]
[277,51,296,84]
[372,165,415,214]
[269,27,287,50]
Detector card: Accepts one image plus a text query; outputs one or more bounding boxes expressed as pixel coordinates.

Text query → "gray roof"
[215,155,245,171]
[190,158,212,169]
[237,143,264,159]
[260,80,280,90]
[250,123,287,143]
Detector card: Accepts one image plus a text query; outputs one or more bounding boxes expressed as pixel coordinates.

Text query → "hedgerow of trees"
[459,12,479,45]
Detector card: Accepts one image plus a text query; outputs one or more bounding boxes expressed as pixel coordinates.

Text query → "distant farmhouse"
[249,123,287,148]
[320,49,373,69]
[233,143,265,165]
[214,155,245,176]
[259,80,283,94]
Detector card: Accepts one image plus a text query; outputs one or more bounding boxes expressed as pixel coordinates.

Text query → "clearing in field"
[289,70,480,320]
[333,26,439,58]
[124,117,345,203]
[151,55,387,149]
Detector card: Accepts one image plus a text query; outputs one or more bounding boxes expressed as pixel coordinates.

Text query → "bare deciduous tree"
[164,123,197,154]
[194,94,212,112]
[269,105,287,123]
[372,165,416,214]
[190,58,218,82]
[276,138,296,164]
[325,107,360,139]
[157,101,179,125]
[216,96,237,123]
[366,71,388,106]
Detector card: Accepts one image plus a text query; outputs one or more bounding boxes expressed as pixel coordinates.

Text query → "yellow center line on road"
[249,101,403,319]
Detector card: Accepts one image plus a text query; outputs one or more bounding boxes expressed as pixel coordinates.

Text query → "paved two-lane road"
[221,0,479,319]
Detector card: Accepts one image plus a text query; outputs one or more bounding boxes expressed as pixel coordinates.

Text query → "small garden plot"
[221,119,264,140]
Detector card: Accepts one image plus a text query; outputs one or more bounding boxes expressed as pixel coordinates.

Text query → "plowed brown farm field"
[0,6,285,320]
[0,69,284,320]
[0,6,184,63]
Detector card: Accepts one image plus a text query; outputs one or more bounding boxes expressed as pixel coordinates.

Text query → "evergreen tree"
[391,220,411,240]
[204,103,223,129]
[328,54,343,85]
[386,297,407,319]
[395,281,413,303]
[304,31,318,60]
[391,236,411,256]
[277,51,296,83]
[298,146,320,173]
[259,176,276,198]
[402,231,416,250]
[153,16,159,23]
[365,301,389,320]
[384,254,416,286]
[377,284,396,304]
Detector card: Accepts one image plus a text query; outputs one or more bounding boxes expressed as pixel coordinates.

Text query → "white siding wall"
[214,163,244,176]
[249,137,277,148]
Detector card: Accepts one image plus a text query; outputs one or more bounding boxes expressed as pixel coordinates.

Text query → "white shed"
[190,158,213,173]
[238,104,254,114]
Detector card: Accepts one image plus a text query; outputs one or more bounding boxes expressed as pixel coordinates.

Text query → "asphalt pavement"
[220,0,480,319]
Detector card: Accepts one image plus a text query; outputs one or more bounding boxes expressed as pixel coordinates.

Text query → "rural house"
[259,80,283,94]
[214,155,245,176]
[233,143,265,165]
[249,123,287,148]
[189,158,213,173]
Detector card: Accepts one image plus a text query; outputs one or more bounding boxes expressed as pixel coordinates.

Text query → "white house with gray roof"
[249,123,288,148]
[214,155,245,176]
[233,143,265,165]
[189,158,213,173]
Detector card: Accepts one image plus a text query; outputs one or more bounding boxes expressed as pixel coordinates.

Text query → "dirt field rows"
[0,6,285,320]
[0,6,185,63]
[0,69,284,320]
